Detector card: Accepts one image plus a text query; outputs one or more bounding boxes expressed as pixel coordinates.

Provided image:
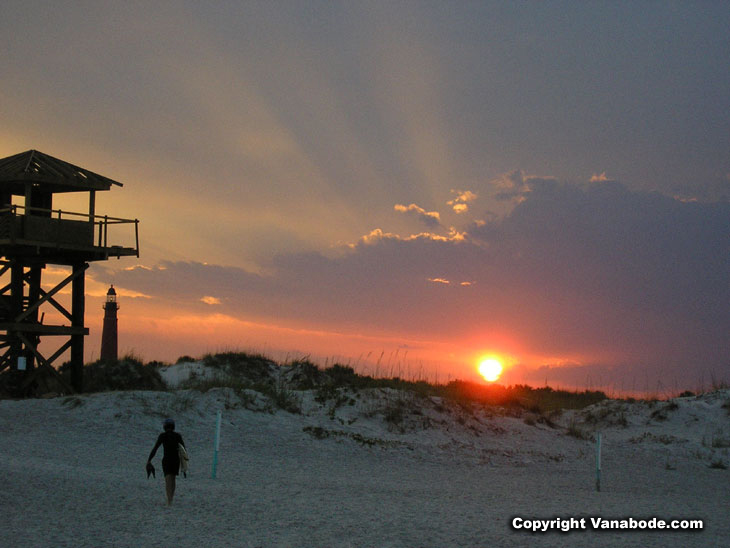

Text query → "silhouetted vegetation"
[566,418,594,441]
[146,352,609,414]
[287,360,323,389]
[288,362,607,412]
[58,354,166,393]
[722,399,730,415]
[437,381,608,412]
[650,400,680,422]
[202,351,276,385]
[302,426,398,448]
[3,350,609,412]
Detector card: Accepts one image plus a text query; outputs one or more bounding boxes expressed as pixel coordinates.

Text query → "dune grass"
[3,350,609,413]
[169,352,608,413]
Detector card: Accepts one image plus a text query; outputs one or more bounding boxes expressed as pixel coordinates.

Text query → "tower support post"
[26,265,42,370]
[70,262,87,392]
[9,261,23,370]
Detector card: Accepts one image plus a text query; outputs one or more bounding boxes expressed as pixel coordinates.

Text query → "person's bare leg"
[165,475,176,505]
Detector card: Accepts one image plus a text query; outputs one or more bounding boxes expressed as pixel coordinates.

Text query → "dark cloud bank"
[101,181,729,389]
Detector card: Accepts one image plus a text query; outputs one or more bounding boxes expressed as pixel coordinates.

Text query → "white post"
[212,410,222,479]
[596,432,602,492]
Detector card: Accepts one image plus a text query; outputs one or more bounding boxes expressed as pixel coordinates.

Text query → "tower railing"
[0,204,139,257]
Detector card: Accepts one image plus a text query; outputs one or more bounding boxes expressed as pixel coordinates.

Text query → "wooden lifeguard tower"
[0,150,139,395]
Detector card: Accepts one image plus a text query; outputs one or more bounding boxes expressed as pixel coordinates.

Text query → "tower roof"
[0,149,123,194]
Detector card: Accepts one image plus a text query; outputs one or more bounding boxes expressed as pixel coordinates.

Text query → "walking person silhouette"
[147,418,185,505]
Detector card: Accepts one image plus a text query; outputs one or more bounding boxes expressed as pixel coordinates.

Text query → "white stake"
[596,432,602,492]
[212,410,222,479]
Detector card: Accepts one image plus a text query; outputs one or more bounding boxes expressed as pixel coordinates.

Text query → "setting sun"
[478,358,503,382]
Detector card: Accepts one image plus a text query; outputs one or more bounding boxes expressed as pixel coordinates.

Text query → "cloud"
[672,195,698,203]
[589,172,611,182]
[201,296,221,305]
[472,180,729,361]
[351,228,401,247]
[426,278,476,287]
[352,227,466,247]
[490,170,558,202]
[100,180,729,386]
[394,203,441,228]
[447,189,478,213]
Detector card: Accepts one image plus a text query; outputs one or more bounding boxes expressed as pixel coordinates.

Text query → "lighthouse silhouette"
[101,285,119,361]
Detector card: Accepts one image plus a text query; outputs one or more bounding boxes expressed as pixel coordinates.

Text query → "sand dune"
[2,362,729,547]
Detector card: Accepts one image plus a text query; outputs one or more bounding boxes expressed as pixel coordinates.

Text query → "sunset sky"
[1,2,728,391]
